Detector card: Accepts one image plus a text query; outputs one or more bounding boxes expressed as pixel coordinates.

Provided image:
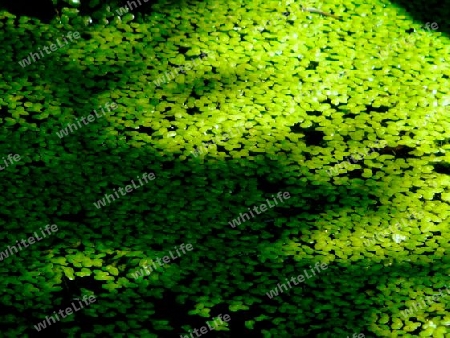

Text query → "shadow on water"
[1,0,56,23]
[388,0,450,36]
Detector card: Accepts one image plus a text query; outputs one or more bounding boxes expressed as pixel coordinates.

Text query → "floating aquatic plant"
[0,0,449,336]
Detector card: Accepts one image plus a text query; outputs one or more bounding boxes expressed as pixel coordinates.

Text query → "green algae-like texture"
[0,0,450,336]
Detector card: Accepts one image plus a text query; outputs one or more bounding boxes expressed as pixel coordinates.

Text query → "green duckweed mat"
[1,0,449,336]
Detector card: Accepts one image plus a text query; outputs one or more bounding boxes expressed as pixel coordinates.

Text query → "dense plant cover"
[0,0,449,336]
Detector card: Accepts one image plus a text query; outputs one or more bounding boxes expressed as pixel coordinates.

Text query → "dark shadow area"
[0,0,56,23]
[387,0,450,36]
[2,112,443,336]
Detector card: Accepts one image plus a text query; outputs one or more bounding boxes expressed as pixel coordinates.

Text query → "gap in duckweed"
[379,118,398,127]
[347,168,365,180]
[276,206,306,218]
[186,106,201,115]
[62,275,103,298]
[302,126,326,147]
[164,114,176,122]
[160,160,176,170]
[57,211,87,223]
[322,98,343,111]
[255,176,288,194]
[433,162,450,175]
[130,125,155,135]
[19,110,45,128]
[29,159,47,168]
[306,61,320,71]
[140,289,196,332]
[289,122,303,134]
[215,144,226,153]
[378,145,416,159]
[366,104,392,114]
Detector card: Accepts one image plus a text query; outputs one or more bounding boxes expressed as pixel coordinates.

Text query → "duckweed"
[1,0,449,336]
